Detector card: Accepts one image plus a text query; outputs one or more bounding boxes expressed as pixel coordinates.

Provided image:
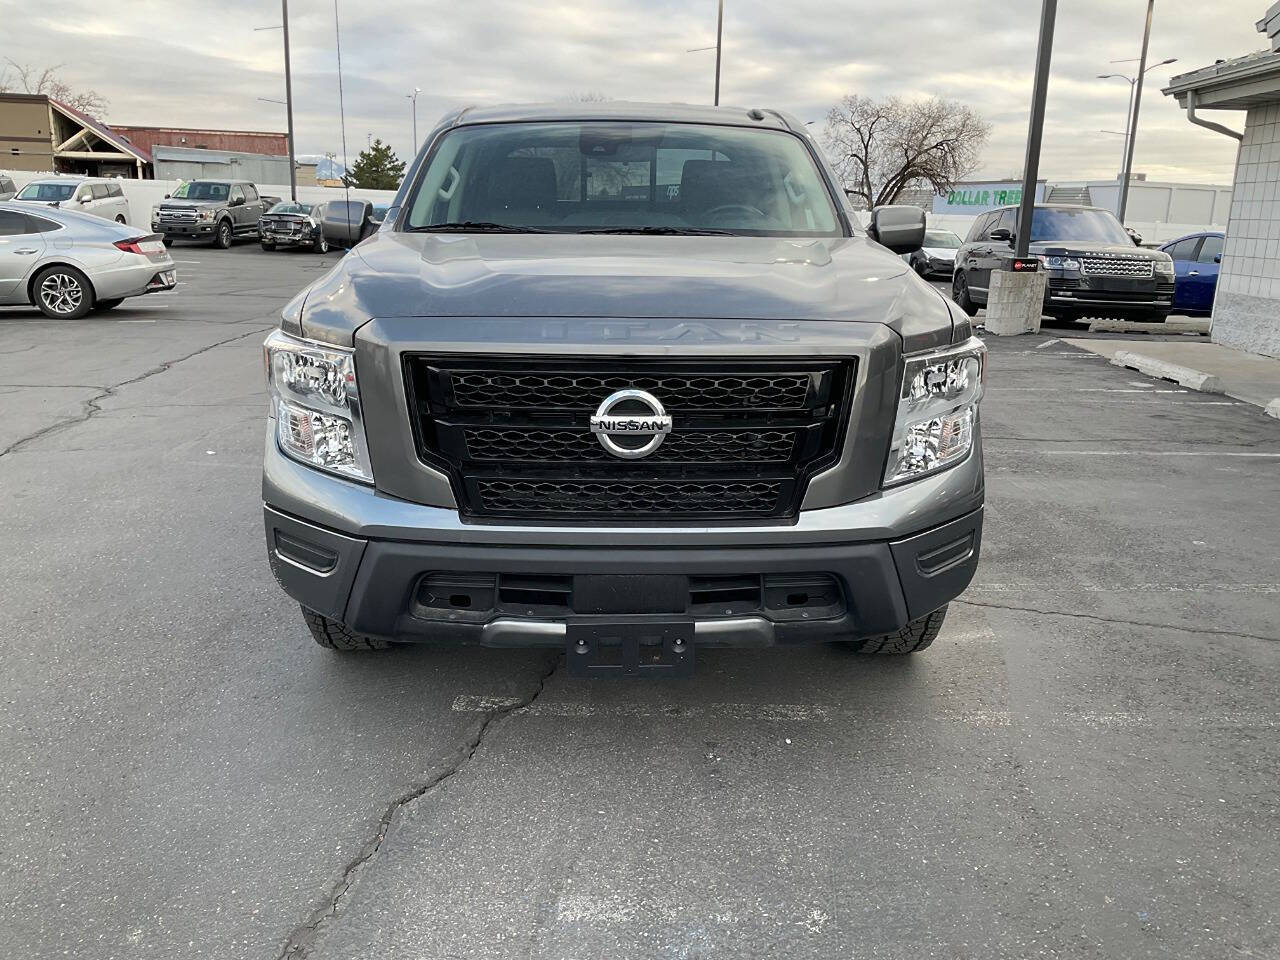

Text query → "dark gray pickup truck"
[151,179,280,248]
[261,103,985,675]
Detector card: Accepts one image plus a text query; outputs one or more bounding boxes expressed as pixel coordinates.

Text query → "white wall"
[4,170,397,229]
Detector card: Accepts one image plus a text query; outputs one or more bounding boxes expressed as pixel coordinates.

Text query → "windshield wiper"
[408,221,549,233]
[577,226,737,236]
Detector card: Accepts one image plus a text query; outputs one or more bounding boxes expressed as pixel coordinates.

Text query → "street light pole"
[1015,0,1057,260]
[713,0,723,106]
[1117,0,1154,223]
[407,87,421,154]
[281,0,297,201]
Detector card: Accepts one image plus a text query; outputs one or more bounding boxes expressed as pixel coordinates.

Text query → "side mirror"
[867,204,926,254]
[229,196,244,207]
[988,227,1013,243]
[1214,253,1222,263]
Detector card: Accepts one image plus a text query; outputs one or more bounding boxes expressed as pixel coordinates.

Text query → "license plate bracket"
[566,619,694,678]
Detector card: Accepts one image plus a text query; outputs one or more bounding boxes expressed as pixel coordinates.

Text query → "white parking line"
[994,449,1280,458]
[973,582,1280,594]
[117,319,157,323]
[450,696,1278,729]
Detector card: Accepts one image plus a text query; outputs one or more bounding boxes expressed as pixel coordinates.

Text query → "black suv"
[952,204,1175,323]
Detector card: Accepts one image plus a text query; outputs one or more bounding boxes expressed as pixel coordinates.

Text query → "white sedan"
[0,201,176,319]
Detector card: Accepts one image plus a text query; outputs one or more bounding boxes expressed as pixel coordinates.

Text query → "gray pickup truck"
[261,103,985,676]
[152,180,280,248]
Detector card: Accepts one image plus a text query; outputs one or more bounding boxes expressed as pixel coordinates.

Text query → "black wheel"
[32,265,95,319]
[314,234,329,254]
[836,606,948,655]
[161,235,174,247]
[213,219,233,249]
[953,272,979,316]
[95,298,125,311]
[913,257,928,277]
[1142,311,1170,324]
[114,215,126,224]
[301,607,390,651]
[260,241,276,252]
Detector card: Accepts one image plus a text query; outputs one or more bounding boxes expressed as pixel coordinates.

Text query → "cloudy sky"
[2,0,1269,184]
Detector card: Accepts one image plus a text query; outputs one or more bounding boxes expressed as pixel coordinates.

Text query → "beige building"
[0,93,56,171]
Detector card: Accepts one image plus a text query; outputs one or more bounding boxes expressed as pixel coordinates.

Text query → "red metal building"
[111,125,288,159]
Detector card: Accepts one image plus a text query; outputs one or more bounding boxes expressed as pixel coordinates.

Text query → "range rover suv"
[261,103,986,674]
[952,204,1175,323]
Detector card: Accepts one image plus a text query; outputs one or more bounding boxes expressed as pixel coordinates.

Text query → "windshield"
[1030,207,1131,244]
[923,230,961,249]
[17,182,76,202]
[268,202,312,215]
[403,121,842,236]
[172,182,229,202]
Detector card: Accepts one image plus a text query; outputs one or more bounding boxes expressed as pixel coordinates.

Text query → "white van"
[14,176,131,224]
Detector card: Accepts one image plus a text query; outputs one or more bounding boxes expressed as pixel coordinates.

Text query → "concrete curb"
[1088,317,1211,335]
[1266,399,1280,420]
[1110,350,1225,393]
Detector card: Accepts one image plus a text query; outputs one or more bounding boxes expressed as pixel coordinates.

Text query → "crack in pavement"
[955,598,1279,643]
[275,652,561,960]
[0,325,272,460]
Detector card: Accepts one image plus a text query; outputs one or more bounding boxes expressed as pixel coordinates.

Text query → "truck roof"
[447,101,799,132]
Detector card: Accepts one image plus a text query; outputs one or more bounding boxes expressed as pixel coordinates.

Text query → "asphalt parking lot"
[2,244,1278,960]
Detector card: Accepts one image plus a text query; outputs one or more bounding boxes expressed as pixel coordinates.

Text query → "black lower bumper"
[264,505,983,647]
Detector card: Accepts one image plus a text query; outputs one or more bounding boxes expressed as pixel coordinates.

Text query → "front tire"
[314,234,329,254]
[114,215,127,224]
[260,241,276,252]
[836,606,948,655]
[953,272,979,316]
[161,235,175,247]
[301,607,390,651]
[33,265,95,319]
[213,219,233,249]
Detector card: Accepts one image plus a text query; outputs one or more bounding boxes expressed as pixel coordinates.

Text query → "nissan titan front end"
[261,103,985,676]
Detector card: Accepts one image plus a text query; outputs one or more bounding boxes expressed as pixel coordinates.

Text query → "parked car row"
[147,179,385,254]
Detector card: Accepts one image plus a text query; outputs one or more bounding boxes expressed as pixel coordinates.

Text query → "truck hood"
[298,232,957,351]
[159,199,221,209]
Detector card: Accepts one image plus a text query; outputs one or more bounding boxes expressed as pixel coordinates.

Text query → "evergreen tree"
[342,139,405,190]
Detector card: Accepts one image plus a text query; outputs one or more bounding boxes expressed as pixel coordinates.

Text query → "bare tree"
[822,95,989,209]
[560,90,611,102]
[0,60,109,119]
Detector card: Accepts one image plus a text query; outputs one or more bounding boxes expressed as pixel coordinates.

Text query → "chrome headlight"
[1038,255,1080,270]
[264,329,373,483]
[198,209,214,221]
[884,338,986,486]
[1154,257,1174,277]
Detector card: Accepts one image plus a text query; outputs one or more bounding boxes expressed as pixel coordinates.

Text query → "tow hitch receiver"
[566,620,695,678]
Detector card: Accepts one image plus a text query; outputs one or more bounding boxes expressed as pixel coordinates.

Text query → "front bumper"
[262,428,984,647]
[152,221,215,237]
[1045,273,1174,312]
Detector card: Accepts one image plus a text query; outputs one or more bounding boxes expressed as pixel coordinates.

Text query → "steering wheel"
[703,203,767,221]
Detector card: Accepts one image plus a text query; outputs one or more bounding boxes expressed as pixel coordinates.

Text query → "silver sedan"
[0,200,176,319]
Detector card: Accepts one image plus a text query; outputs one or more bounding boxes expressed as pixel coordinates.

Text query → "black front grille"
[473,478,785,516]
[405,356,855,522]
[463,427,799,463]
[449,371,812,410]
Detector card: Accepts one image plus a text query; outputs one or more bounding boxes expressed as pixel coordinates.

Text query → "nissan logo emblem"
[588,389,673,459]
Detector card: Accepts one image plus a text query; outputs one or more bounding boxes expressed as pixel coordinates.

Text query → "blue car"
[1159,231,1223,316]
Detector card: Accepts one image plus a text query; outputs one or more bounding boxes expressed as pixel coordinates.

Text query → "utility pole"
[282,0,297,201]
[1117,0,1155,223]
[713,0,723,106]
[1015,0,1056,259]
[408,87,421,154]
